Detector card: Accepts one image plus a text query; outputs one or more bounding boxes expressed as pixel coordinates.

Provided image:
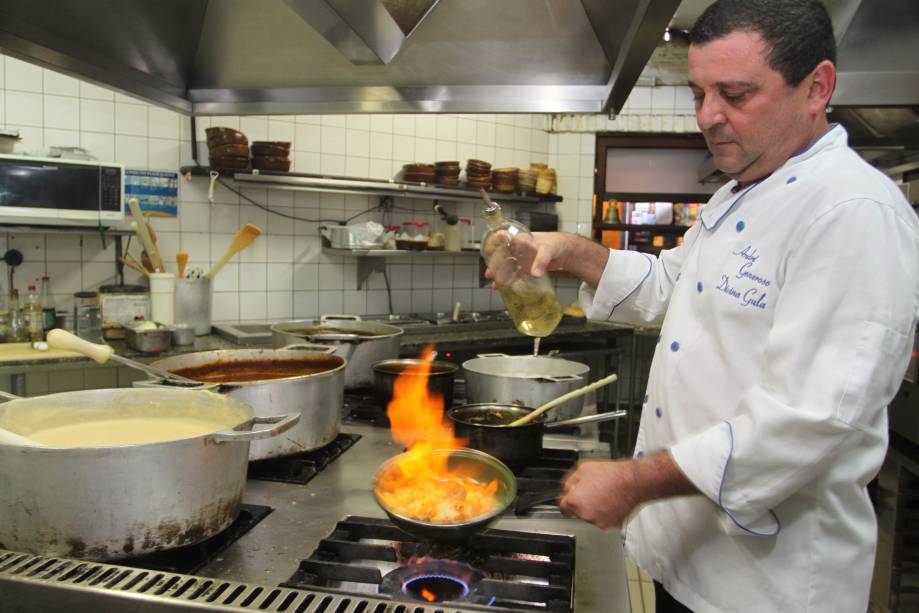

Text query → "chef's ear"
[805,60,836,114]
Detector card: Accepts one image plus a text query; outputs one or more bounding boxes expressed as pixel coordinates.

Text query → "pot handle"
[279,343,337,354]
[535,374,583,383]
[208,413,301,443]
[545,409,627,429]
[476,353,510,358]
[320,314,362,322]
[306,333,363,344]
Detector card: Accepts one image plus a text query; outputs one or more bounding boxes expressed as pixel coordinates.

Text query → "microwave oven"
[0,154,124,227]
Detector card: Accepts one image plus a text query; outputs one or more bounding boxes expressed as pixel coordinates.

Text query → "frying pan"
[372,447,516,542]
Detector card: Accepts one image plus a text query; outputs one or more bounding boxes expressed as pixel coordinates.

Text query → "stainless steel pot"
[462,353,591,421]
[372,358,459,409]
[271,315,403,389]
[142,345,346,460]
[0,388,298,561]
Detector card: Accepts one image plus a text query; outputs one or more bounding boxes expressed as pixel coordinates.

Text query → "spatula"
[176,251,189,278]
[206,224,262,278]
[46,329,199,384]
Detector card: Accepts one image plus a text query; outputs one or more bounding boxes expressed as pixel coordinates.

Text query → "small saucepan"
[372,447,516,542]
[372,358,459,409]
[447,403,627,468]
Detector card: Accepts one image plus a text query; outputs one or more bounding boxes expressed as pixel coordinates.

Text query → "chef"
[498,1,919,611]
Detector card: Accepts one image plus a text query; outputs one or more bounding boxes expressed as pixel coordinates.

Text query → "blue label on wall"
[124,169,178,217]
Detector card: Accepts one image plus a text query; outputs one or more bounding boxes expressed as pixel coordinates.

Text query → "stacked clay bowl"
[252,141,291,172]
[403,163,436,183]
[434,161,461,186]
[206,127,249,172]
[492,167,520,193]
[465,159,492,189]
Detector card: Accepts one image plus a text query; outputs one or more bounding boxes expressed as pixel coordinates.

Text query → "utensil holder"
[149,272,175,325]
[175,277,212,335]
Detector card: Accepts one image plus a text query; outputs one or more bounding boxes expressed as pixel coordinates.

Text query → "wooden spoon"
[46,329,198,384]
[508,372,619,426]
[206,224,262,278]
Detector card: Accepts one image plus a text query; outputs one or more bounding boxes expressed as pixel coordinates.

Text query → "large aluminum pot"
[0,388,298,561]
[142,345,346,460]
[462,353,590,421]
[271,315,403,389]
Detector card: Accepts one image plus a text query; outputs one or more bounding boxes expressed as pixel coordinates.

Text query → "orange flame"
[420,588,437,602]
[375,345,500,524]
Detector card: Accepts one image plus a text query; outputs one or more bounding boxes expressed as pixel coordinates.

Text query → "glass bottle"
[23,284,43,342]
[0,285,9,342]
[8,288,26,342]
[40,276,56,332]
[480,198,562,337]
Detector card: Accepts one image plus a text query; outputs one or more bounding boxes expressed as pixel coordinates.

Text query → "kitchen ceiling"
[0,0,681,116]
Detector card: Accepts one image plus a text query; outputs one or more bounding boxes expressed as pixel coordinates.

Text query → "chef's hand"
[560,453,701,531]
[560,460,640,530]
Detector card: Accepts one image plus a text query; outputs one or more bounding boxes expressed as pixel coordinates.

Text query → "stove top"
[247,433,362,485]
[283,515,575,612]
[118,504,273,575]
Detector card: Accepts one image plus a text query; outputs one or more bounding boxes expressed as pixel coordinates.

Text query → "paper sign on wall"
[124,170,179,217]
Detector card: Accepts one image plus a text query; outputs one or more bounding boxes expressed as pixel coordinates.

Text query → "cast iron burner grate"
[344,389,389,426]
[514,448,578,515]
[117,504,273,575]
[282,515,575,612]
[247,433,362,485]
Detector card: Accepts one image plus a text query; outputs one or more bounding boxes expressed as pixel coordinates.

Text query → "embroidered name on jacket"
[716,245,771,309]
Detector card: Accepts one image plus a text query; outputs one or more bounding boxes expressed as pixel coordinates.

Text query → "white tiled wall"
[0,54,586,323]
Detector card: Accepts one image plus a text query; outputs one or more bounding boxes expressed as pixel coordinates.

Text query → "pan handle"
[320,314,362,322]
[207,413,300,443]
[515,489,562,516]
[279,343,337,354]
[545,409,627,429]
[476,353,510,358]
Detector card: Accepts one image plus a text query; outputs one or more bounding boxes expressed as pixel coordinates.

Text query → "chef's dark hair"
[689,0,836,86]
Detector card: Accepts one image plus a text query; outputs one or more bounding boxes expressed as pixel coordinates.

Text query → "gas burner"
[380,559,493,605]
[282,515,575,612]
[247,433,361,485]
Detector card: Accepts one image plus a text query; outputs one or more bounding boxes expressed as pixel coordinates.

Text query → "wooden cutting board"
[0,342,84,363]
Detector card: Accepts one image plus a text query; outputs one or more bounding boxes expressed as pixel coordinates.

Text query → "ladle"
[46,329,199,385]
[0,390,46,447]
[508,371,619,426]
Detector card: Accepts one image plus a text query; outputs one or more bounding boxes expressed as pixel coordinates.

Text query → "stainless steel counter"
[0,420,630,612]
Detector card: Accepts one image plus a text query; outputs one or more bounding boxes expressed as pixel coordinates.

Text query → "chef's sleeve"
[670,198,919,535]
[579,225,700,326]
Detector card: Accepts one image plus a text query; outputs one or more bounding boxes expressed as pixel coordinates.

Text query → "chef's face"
[688,30,817,184]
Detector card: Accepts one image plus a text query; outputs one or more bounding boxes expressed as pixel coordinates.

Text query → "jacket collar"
[699,124,847,231]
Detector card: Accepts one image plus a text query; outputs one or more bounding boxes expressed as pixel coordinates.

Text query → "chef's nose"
[696,94,727,132]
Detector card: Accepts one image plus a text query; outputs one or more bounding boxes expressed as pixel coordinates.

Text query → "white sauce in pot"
[28,416,227,447]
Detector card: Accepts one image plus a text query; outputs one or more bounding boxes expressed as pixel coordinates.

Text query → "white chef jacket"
[580,125,919,613]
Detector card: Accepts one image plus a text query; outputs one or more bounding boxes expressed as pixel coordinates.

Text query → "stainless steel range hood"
[0,0,680,116]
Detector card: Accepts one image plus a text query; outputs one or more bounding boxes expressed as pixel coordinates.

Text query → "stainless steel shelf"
[0,224,133,236]
[322,246,481,258]
[182,166,562,205]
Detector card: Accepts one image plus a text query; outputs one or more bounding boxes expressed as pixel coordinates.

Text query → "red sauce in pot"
[171,356,342,383]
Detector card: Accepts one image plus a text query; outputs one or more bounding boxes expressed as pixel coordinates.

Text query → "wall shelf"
[181,166,563,205]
